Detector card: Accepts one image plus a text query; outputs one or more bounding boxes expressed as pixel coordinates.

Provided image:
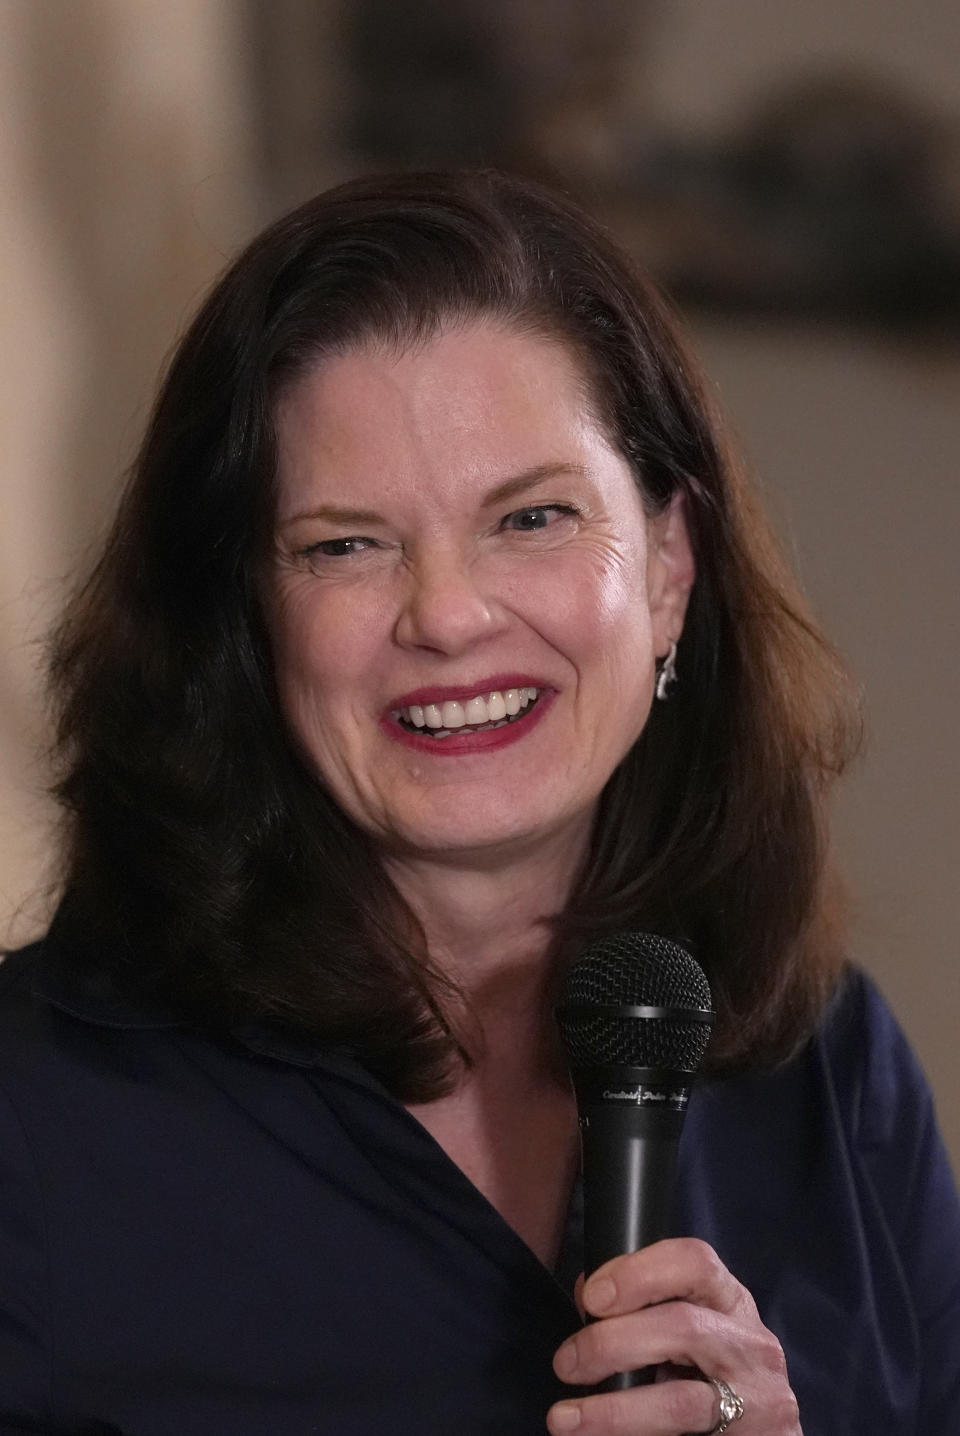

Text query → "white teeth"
[464,696,487,725]
[396,687,541,730]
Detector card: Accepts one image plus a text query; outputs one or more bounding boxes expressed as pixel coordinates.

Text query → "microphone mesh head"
[558,932,712,1072]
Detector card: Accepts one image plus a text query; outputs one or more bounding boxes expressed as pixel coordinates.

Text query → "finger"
[547,1376,717,1435]
[554,1302,759,1388]
[582,1238,757,1324]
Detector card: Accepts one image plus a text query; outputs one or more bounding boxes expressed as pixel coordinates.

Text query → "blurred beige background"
[2,1,958,1167]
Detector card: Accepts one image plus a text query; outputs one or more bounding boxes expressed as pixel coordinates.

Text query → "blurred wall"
[0,0,257,931]
[649,0,960,130]
[1,2,958,1169]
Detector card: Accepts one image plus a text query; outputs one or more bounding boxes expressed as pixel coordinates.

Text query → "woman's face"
[265,321,694,865]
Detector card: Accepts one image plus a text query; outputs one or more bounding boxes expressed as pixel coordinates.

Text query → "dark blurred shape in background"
[252,1,960,334]
[631,72,960,330]
[342,0,652,186]
[252,1,658,209]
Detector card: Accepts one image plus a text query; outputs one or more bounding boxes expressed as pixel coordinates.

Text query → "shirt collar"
[30,910,344,1071]
[31,917,183,1030]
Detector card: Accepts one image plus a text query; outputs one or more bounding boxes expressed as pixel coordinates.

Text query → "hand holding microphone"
[548,934,801,1435]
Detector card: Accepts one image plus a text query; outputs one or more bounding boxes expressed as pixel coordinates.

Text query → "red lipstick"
[381,679,554,757]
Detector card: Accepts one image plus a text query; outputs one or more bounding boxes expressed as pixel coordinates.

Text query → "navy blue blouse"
[0,931,958,1434]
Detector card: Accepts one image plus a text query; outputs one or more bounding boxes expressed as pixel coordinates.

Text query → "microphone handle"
[579,1100,684,1391]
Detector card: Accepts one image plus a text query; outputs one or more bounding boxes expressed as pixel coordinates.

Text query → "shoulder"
[0,937,43,1000]
[0,937,48,1106]
[0,929,193,1167]
[813,963,954,1202]
[0,938,60,1061]
[820,967,960,1419]
[0,943,59,1423]
[814,964,943,1155]
[0,919,182,1048]
[819,966,960,1276]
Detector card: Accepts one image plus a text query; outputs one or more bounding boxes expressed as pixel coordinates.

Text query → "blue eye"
[502,504,576,532]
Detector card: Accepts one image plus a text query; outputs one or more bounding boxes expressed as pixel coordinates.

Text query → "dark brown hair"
[48,169,861,1097]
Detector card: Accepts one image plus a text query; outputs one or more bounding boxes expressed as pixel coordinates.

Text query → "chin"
[382,799,593,868]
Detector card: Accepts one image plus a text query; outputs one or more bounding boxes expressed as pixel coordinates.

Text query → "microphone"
[557,932,713,1390]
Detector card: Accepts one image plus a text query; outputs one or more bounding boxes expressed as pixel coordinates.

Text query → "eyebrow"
[278,462,591,532]
[480,462,591,508]
[279,503,385,530]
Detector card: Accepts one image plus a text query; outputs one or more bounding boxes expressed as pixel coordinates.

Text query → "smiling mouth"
[393,687,541,739]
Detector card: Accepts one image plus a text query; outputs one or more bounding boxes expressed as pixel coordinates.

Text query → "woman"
[1,170,957,1435]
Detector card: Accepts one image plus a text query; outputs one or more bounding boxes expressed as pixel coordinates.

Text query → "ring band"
[708,1376,745,1433]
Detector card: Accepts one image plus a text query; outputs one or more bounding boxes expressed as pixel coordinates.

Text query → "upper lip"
[387,675,551,711]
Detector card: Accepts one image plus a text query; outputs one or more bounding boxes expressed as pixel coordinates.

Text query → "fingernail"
[549,1401,582,1431]
[585,1275,616,1312]
[553,1341,578,1379]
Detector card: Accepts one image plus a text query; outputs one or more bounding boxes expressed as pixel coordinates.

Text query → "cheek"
[529,545,652,656]
[267,588,365,723]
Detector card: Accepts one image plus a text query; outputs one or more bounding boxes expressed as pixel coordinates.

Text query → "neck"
[382,822,588,1078]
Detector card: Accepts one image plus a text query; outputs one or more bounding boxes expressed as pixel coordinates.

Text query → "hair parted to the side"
[48,169,861,1099]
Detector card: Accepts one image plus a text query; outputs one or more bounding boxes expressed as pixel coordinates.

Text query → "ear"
[646,490,696,657]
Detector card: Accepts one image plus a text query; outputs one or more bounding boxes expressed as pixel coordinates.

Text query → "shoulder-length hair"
[49,169,861,1099]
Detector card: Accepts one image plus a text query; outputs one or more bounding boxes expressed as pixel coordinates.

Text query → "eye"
[299,536,377,561]
[500,504,578,532]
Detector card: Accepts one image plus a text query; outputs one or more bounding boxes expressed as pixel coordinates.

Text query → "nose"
[393,549,506,656]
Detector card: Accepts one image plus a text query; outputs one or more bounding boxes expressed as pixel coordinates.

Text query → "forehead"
[276,319,596,422]
[272,321,608,501]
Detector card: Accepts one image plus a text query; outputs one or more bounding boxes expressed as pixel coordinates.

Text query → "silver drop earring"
[655,641,678,701]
